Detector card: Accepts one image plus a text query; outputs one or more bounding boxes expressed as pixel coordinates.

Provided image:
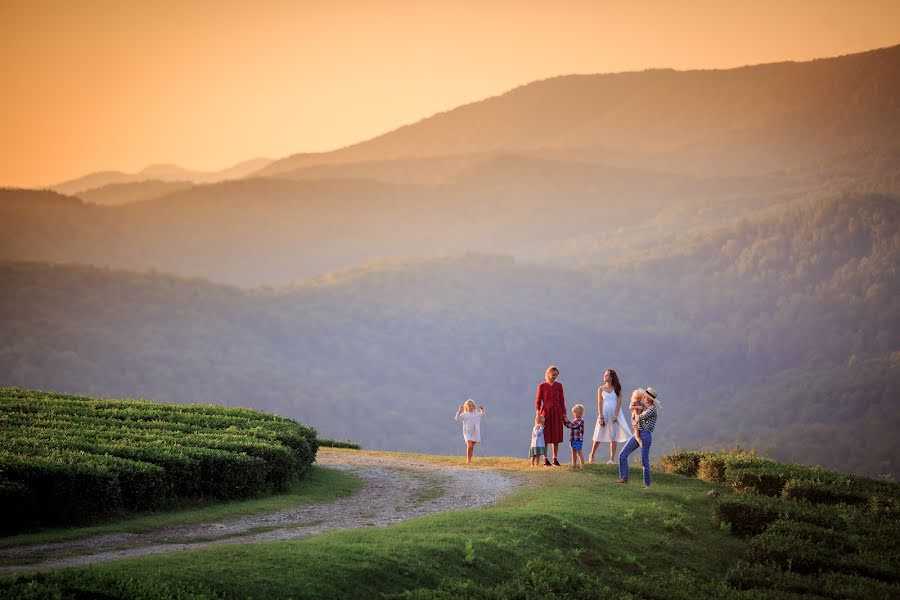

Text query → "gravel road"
[0,450,520,574]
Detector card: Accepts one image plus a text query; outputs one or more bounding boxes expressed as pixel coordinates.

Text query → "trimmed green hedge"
[660,450,707,477]
[0,387,318,534]
[0,571,219,599]
[727,561,899,599]
[317,438,362,450]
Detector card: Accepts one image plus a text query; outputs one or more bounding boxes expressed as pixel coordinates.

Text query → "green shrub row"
[727,561,899,599]
[749,520,899,582]
[0,570,219,600]
[0,388,319,534]
[317,438,362,450]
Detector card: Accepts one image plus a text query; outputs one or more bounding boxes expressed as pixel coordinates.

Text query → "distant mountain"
[2,153,836,285]
[77,180,195,206]
[51,157,273,196]
[255,45,900,179]
[2,193,896,477]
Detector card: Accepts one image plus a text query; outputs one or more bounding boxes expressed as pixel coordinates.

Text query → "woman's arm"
[613,392,622,422]
[535,384,543,417]
[560,384,566,416]
[598,387,605,425]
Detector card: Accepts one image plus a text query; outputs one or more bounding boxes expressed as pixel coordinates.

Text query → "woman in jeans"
[616,387,659,488]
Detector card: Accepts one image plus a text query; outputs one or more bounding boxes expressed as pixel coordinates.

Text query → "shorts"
[571,440,583,451]
[530,446,546,456]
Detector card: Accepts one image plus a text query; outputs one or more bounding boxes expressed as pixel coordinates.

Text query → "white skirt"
[592,402,631,443]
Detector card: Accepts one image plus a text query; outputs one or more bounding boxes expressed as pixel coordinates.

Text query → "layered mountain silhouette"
[254,45,900,180]
[52,157,272,197]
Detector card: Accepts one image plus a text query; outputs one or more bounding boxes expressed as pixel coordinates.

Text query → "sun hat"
[644,387,660,405]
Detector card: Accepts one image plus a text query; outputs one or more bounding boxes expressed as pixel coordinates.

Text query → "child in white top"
[455,399,485,465]
[530,415,546,466]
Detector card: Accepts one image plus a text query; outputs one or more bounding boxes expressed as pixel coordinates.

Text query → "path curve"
[0,450,520,574]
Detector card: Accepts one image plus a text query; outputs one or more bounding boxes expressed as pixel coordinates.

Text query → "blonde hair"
[631,389,644,402]
[572,404,584,416]
[464,399,476,412]
[545,365,559,377]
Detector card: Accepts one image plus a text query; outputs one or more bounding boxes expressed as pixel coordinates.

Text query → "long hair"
[606,369,622,398]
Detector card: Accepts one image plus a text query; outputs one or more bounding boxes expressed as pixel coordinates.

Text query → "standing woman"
[616,387,659,488]
[589,369,631,464]
[535,365,566,466]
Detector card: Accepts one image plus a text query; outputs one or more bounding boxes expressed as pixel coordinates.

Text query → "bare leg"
[610,441,618,462]
[589,441,600,463]
[551,442,559,462]
[466,441,475,464]
[576,451,584,468]
[571,447,576,467]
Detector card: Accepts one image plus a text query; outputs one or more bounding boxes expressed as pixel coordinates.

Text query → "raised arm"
[478,405,485,418]
[455,404,463,421]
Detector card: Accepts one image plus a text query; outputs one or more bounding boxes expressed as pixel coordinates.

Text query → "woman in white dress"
[589,369,631,464]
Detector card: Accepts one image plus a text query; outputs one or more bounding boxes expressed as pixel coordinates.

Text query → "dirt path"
[0,450,520,574]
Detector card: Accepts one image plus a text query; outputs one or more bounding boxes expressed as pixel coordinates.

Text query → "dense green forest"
[0,388,318,534]
[2,193,896,477]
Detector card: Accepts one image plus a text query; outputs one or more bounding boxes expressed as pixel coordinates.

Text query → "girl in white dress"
[589,369,631,464]
[455,399,485,464]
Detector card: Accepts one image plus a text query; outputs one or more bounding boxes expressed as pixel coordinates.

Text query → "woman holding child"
[616,387,659,488]
[535,365,566,466]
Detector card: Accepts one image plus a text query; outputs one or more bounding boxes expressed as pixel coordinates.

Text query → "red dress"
[535,381,566,444]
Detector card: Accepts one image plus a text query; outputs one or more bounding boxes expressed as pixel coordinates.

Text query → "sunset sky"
[2,0,899,188]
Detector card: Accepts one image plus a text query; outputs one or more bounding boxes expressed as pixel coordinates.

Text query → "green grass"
[0,466,361,550]
[1,457,746,598]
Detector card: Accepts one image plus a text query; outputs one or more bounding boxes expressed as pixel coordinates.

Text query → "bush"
[317,438,362,450]
[0,388,320,533]
[0,571,220,600]
[782,478,871,506]
[715,493,853,537]
[661,450,706,477]
[697,454,729,483]
[727,561,900,599]
[727,464,813,496]
[749,521,899,582]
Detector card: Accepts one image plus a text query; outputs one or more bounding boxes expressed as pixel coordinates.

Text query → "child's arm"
[478,405,485,417]
[455,405,463,420]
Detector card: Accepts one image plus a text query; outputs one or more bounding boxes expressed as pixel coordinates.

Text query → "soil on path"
[0,450,520,574]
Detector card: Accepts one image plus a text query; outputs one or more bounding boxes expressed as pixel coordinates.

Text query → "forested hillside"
[2,193,896,477]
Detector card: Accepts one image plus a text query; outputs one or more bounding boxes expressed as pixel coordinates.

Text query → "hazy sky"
[2,0,899,188]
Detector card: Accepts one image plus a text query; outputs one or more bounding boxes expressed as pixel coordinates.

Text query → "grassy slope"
[0,466,361,550]
[6,450,747,598]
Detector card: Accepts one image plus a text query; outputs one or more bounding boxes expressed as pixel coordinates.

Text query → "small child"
[563,404,585,468]
[455,399,485,465]
[530,415,546,466]
[629,389,648,447]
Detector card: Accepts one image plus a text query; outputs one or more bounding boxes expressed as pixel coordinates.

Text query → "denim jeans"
[619,429,652,485]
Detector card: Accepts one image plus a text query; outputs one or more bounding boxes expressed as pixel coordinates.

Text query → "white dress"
[592,389,631,443]
[456,411,483,443]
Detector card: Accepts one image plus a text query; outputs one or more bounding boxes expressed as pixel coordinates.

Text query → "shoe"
[552,459,561,466]
[615,478,628,484]
[544,459,552,466]
[606,459,615,465]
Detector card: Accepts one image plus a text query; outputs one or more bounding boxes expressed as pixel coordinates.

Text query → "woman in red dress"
[535,365,566,466]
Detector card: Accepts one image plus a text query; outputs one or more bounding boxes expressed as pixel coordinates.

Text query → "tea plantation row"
[0,388,319,534]
[662,450,900,597]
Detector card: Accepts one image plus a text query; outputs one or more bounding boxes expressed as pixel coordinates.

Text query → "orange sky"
[2,0,899,188]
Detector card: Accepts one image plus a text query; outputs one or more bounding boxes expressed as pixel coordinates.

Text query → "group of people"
[454,366,660,487]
